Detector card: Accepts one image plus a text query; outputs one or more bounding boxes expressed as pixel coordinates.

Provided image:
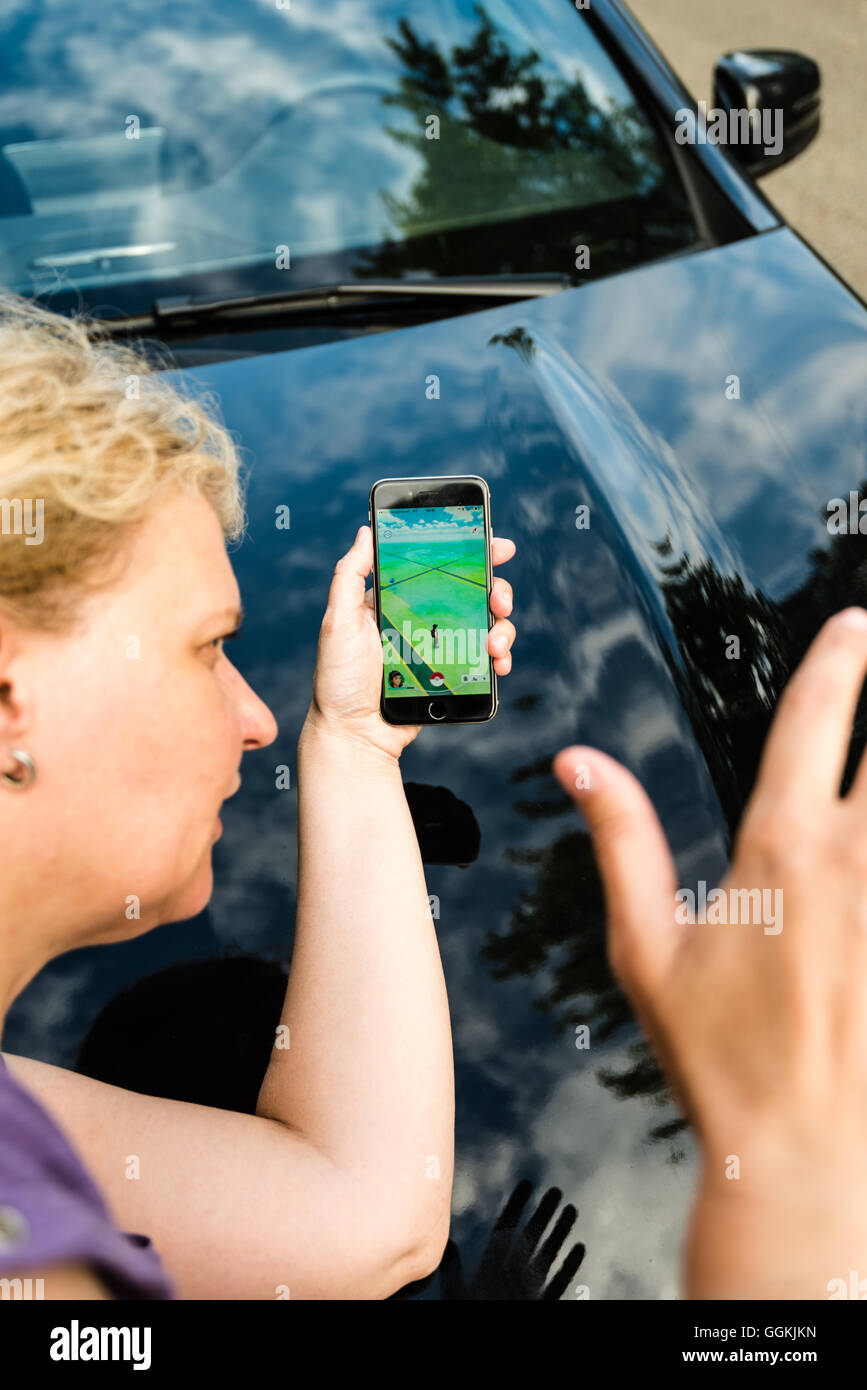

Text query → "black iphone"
[369,475,498,725]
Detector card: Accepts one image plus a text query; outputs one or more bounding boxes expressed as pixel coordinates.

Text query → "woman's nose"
[245,691,279,750]
[228,663,278,749]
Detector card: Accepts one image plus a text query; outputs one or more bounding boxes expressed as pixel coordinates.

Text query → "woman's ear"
[0,617,34,750]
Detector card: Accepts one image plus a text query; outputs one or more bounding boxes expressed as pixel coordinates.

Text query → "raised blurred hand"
[553,607,867,1299]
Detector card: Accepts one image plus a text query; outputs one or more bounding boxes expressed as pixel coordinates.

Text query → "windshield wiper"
[96,274,574,335]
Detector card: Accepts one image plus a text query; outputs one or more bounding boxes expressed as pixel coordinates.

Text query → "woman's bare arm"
[255,715,454,1257]
[2,1050,439,1299]
[254,526,457,1258]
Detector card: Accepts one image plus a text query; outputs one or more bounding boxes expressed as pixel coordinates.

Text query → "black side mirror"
[712,49,820,177]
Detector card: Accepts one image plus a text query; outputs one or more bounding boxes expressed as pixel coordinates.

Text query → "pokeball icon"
[429,672,445,687]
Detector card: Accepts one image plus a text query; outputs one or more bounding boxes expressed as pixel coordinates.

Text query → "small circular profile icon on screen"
[388,670,405,688]
[429,672,445,688]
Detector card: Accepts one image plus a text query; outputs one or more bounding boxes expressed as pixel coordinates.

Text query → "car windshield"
[0,0,700,318]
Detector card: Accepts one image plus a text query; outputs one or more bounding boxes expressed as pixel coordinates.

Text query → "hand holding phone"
[305,492,515,760]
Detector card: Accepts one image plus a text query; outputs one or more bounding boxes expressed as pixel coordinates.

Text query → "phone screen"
[375,503,491,699]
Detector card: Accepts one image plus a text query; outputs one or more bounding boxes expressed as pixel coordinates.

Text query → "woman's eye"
[205,626,241,656]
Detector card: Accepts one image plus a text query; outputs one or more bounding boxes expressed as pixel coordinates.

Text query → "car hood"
[12,226,867,1298]
[173,226,867,1297]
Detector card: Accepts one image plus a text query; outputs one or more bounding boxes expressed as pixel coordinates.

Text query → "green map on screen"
[376,504,491,698]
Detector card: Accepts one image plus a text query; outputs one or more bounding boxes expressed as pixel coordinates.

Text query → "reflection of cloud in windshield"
[0,1,422,283]
[0,0,681,294]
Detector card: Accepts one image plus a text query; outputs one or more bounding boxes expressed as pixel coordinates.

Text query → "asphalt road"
[628,0,867,300]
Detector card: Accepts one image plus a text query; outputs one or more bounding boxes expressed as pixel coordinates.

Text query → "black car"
[5,0,866,1299]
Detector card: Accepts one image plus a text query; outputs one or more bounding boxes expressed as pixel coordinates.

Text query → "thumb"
[552,746,679,996]
[325,524,373,620]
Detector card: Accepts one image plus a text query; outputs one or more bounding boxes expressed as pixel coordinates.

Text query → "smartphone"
[369,475,498,725]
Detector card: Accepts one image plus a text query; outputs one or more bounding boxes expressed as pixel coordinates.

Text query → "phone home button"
[428,700,448,721]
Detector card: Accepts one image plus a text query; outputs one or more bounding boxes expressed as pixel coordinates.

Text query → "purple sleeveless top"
[0,1054,175,1299]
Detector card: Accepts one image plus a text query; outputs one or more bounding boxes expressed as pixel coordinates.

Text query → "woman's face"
[0,488,278,950]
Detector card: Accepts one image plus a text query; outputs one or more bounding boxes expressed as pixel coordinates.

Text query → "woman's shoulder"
[0,1053,176,1300]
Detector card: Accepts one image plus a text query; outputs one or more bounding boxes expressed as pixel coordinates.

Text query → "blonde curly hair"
[0,290,247,633]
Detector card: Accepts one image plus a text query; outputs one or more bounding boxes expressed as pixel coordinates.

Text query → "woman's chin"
[174,858,216,921]
[102,839,218,939]
[157,850,216,927]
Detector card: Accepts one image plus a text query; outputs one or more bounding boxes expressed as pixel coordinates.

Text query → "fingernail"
[570,757,599,796]
[555,748,600,796]
[835,607,867,631]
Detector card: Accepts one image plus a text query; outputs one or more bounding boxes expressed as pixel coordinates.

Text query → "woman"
[0,290,517,1298]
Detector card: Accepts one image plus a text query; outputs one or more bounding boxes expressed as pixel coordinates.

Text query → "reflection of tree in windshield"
[382,8,660,216]
[356,6,694,283]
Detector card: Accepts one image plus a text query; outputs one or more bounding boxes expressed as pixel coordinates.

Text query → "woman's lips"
[213,771,241,839]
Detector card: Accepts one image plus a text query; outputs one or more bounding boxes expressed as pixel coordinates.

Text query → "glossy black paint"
[9,223,867,1298]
